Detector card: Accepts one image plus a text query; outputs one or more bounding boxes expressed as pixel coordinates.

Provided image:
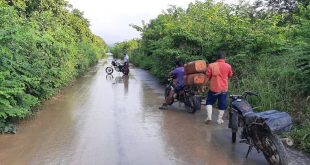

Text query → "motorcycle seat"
[244,110,278,123]
[244,110,292,133]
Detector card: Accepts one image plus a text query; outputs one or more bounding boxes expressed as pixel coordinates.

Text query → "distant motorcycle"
[164,76,203,113]
[228,91,292,165]
[105,60,129,75]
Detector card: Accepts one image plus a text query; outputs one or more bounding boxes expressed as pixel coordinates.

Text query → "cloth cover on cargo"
[184,60,207,75]
[245,110,292,133]
[183,60,207,86]
[183,73,207,85]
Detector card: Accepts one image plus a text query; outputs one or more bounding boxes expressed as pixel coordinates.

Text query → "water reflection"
[123,75,129,95]
[114,76,123,84]
[106,74,130,96]
[0,62,307,165]
[106,74,114,80]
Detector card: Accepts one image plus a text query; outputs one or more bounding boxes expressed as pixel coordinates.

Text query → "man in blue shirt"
[170,61,184,94]
[159,61,184,109]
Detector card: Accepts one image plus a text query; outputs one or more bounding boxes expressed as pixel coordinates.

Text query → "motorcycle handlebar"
[229,94,242,99]
[243,91,259,97]
[229,91,259,99]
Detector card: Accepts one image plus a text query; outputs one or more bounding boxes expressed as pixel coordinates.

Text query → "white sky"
[67,0,239,45]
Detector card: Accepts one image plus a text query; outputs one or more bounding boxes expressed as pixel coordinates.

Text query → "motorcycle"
[228,91,293,165]
[164,76,203,113]
[105,60,129,75]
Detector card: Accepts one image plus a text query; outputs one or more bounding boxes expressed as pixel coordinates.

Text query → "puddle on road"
[0,59,308,165]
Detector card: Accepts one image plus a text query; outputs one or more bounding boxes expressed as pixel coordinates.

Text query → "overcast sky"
[67,0,238,45]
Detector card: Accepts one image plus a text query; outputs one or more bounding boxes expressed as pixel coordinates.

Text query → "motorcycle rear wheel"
[186,95,200,113]
[106,67,114,74]
[261,134,289,165]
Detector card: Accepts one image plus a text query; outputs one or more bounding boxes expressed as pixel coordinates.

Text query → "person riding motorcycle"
[159,60,184,109]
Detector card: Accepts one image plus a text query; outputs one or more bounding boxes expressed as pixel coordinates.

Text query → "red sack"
[183,73,207,86]
[184,60,207,75]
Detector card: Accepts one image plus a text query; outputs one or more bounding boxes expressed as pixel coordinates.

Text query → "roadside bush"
[0,1,108,132]
[112,0,310,152]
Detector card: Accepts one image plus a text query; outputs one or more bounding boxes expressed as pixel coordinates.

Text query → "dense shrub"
[110,39,139,60]
[0,0,108,132]
[112,0,310,152]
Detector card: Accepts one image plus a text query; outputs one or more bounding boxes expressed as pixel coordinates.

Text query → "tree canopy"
[112,0,310,153]
[0,0,108,132]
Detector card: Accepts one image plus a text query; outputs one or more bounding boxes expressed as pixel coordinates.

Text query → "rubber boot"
[217,110,225,124]
[204,105,213,124]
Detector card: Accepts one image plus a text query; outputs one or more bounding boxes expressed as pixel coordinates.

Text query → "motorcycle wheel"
[230,112,238,143]
[232,132,237,143]
[193,96,201,111]
[261,134,289,165]
[106,67,114,74]
[186,95,200,113]
[164,87,174,105]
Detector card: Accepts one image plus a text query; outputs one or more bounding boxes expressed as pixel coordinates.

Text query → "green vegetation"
[0,0,108,133]
[112,0,310,152]
[110,39,139,59]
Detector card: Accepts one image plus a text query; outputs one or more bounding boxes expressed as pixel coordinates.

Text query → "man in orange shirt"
[204,51,233,124]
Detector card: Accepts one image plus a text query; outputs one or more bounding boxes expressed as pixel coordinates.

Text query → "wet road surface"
[0,57,309,165]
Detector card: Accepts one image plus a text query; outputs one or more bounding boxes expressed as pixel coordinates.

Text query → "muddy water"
[0,57,309,165]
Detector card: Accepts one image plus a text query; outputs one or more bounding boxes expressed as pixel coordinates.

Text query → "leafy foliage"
[113,0,310,152]
[0,1,108,132]
[111,39,139,59]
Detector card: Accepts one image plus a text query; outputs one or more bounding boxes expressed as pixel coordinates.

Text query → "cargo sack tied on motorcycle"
[183,73,207,86]
[184,60,207,75]
[245,110,292,134]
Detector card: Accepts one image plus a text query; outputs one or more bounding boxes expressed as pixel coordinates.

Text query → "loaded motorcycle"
[228,91,292,165]
[105,60,129,75]
[164,75,203,113]
[164,60,207,113]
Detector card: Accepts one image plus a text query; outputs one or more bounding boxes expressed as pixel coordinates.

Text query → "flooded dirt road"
[0,57,309,165]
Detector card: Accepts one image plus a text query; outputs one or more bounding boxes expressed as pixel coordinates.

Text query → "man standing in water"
[123,53,130,75]
[204,51,233,124]
[124,53,129,63]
